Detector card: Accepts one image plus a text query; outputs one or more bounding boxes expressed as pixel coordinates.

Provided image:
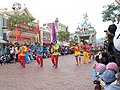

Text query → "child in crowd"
[92,63,106,90]
[105,73,120,90]
[0,54,6,65]
[95,48,109,65]
[0,55,3,65]
[98,62,119,89]
[106,62,119,74]
[98,70,117,89]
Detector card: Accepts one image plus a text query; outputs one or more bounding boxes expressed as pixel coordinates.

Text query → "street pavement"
[0,55,94,90]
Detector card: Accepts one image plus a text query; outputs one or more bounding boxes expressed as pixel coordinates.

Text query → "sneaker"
[52,64,56,68]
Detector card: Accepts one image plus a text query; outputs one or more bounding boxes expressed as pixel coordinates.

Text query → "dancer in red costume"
[18,44,27,68]
[51,41,61,68]
[82,42,91,64]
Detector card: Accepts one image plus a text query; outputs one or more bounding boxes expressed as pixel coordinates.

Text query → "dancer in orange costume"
[82,42,91,64]
[51,41,61,68]
[18,44,27,68]
[72,43,81,65]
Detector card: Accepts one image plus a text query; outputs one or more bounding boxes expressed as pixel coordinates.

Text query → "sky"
[0,0,117,39]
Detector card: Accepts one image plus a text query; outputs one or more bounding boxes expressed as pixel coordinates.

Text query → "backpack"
[113,30,120,51]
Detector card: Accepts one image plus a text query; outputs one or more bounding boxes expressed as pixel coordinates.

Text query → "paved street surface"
[0,55,94,90]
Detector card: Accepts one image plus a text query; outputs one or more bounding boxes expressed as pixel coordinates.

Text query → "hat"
[106,62,119,72]
[101,70,116,83]
[96,63,106,73]
[107,24,117,35]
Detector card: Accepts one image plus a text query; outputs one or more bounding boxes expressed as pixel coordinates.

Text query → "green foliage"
[102,3,120,23]
[57,31,70,42]
[74,35,78,42]
[8,14,35,29]
[69,38,75,47]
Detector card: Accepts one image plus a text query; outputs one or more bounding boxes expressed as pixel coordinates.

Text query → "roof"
[18,7,34,18]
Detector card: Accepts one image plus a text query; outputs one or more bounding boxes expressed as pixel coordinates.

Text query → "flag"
[16,27,26,42]
[35,25,40,34]
[16,27,19,37]
[17,34,26,42]
[37,33,40,43]
[35,21,40,43]
[52,22,57,42]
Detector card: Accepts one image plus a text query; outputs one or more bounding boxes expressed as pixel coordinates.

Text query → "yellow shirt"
[19,46,27,56]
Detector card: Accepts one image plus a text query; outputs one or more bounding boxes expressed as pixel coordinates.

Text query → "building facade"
[2,6,38,44]
[75,13,96,44]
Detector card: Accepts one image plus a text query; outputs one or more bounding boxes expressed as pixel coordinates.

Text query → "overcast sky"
[0,0,117,39]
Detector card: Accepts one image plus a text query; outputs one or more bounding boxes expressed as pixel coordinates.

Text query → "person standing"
[35,44,43,67]
[51,41,61,68]
[82,41,91,64]
[18,44,27,68]
[89,43,95,61]
[71,43,81,65]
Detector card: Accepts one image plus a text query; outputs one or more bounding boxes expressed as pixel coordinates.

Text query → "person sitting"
[98,69,117,89]
[92,63,106,90]
[105,73,120,90]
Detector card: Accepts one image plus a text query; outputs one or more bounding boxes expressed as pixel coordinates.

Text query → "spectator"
[98,70,117,89]
[92,63,106,90]
[105,73,120,90]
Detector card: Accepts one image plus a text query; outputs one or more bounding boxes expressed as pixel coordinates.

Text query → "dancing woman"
[35,44,43,67]
[18,44,27,68]
[82,42,91,64]
[72,43,81,65]
[51,41,61,68]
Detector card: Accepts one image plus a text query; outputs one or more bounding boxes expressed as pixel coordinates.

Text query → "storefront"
[7,31,37,44]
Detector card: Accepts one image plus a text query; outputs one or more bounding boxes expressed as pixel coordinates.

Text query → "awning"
[0,39,7,43]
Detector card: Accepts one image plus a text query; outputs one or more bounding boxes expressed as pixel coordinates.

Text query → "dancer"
[51,41,60,68]
[18,44,27,68]
[72,43,81,65]
[82,41,91,64]
[25,45,31,64]
[35,44,43,67]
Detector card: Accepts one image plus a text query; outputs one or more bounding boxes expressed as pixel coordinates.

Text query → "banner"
[17,34,26,42]
[52,22,57,42]
[35,21,40,43]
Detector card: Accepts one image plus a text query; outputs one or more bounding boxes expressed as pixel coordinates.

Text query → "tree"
[8,14,35,32]
[102,3,120,23]
[74,35,78,42]
[57,31,70,42]
[69,38,74,47]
